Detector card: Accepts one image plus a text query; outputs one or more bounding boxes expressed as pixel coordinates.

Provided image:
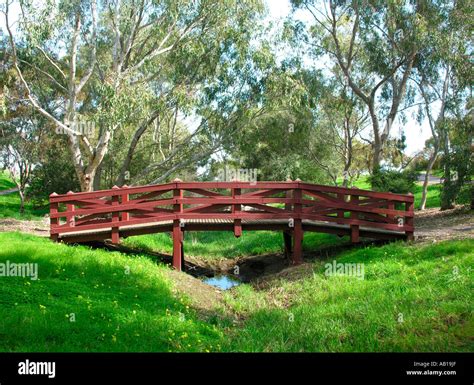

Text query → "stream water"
[201,274,241,290]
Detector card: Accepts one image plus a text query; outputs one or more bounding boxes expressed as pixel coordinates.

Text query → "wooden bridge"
[49,180,414,271]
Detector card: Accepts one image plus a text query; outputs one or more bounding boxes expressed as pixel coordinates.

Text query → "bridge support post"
[50,193,59,242]
[292,183,303,265]
[233,187,242,238]
[405,194,414,241]
[350,192,360,243]
[292,220,303,265]
[172,220,183,271]
[111,186,120,244]
[173,179,184,271]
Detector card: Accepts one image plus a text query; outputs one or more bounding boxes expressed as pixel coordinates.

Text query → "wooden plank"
[233,187,242,237]
[51,198,175,218]
[292,187,303,265]
[111,191,120,244]
[50,183,175,202]
[300,198,413,218]
[350,194,359,243]
[299,182,414,202]
[405,197,414,241]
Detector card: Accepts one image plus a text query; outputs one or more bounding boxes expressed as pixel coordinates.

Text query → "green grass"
[0,172,17,190]
[222,239,473,352]
[413,183,442,209]
[348,174,442,209]
[0,172,48,220]
[0,232,472,352]
[0,232,222,352]
[122,231,346,259]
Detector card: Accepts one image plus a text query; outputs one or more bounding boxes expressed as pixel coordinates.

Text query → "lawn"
[0,232,472,352]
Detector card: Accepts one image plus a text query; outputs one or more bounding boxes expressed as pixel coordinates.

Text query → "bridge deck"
[57,218,406,242]
[50,180,414,271]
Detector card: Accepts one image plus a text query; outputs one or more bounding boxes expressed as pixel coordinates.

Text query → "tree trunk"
[93,164,102,191]
[440,130,454,210]
[419,145,439,210]
[18,189,25,214]
[369,104,382,174]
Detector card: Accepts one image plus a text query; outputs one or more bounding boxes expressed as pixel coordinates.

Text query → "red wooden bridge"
[49,180,414,271]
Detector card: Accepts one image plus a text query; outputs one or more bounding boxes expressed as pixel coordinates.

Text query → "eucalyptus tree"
[289,0,432,173]
[411,0,473,209]
[4,0,265,191]
[309,66,368,186]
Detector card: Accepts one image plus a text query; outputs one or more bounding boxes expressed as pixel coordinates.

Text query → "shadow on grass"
[0,233,223,352]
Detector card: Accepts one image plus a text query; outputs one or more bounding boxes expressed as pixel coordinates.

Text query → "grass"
[413,183,442,209]
[0,172,17,190]
[349,174,442,210]
[0,172,49,220]
[0,232,222,352]
[122,231,346,259]
[0,232,472,352]
[221,239,474,352]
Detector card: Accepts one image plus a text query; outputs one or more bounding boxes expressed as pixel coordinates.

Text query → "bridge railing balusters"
[111,186,120,244]
[173,180,184,271]
[350,190,360,243]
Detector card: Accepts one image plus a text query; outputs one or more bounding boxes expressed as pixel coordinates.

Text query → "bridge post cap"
[286,178,292,182]
[50,192,58,197]
[112,185,120,189]
[295,178,301,182]
[173,178,182,182]
[122,184,129,188]
[67,191,74,194]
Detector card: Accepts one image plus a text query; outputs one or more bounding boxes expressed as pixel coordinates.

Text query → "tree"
[411,0,473,209]
[4,0,265,191]
[0,41,43,213]
[309,67,368,186]
[289,0,431,173]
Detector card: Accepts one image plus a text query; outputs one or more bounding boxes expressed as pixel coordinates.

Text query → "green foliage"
[440,114,473,209]
[27,135,80,206]
[368,168,417,194]
[0,172,48,219]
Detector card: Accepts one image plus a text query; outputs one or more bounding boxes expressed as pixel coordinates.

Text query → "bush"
[27,136,80,207]
[368,168,417,194]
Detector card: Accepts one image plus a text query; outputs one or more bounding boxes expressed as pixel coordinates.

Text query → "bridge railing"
[49,180,414,244]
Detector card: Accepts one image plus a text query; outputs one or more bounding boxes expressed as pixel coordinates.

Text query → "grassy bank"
[0,232,472,352]
[122,231,347,259]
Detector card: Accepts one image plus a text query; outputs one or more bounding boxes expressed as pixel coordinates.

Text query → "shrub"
[368,168,417,194]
